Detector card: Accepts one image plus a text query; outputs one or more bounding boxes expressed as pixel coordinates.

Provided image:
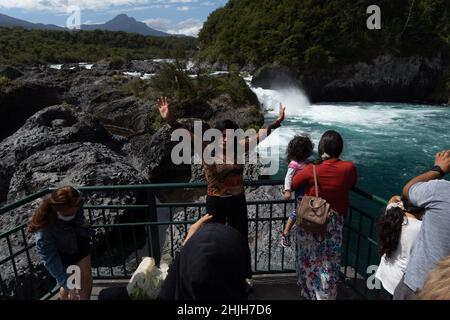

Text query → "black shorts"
[59,235,92,268]
[206,194,248,241]
[206,194,252,278]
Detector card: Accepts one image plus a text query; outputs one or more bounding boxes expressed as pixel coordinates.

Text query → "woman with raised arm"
[157,96,285,241]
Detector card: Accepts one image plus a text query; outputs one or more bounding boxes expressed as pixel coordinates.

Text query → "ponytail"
[377,207,405,259]
[28,186,81,233]
[28,197,57,233]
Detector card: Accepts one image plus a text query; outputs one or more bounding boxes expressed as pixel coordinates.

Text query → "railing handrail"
[0,180,388,216]
[0,179,390,300]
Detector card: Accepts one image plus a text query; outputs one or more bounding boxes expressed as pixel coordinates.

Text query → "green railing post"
[146,190,161,264]
[1,181,390,300]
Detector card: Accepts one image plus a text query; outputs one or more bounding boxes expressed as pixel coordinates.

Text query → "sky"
[0,0,228,36]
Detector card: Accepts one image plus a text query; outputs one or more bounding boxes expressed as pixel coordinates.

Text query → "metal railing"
[0,180,390,300]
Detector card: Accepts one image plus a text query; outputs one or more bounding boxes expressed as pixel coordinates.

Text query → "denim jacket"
[34,208,87,289]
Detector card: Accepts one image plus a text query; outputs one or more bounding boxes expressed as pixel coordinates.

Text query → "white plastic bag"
[127,257,169,300]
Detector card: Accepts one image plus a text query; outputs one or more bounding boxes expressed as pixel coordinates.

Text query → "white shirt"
[375,217,422,295]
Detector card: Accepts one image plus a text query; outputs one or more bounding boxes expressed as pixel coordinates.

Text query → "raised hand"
[388,195,402,204]
[435,150,450,174]
[157,96,171,122]
[276,103,286,125]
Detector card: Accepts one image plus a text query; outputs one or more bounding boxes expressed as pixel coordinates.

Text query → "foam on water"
[250,85,441,128]
[248,81,450,197]
[49,64,63,70]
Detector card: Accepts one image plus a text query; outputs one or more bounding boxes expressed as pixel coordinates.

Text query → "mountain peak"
[0,12,172,37]
[112,14,134,21]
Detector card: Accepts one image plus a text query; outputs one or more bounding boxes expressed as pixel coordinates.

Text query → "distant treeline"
[198,0,450,71]
[0,27,198,66]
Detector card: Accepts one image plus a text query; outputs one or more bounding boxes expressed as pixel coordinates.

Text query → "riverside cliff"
[199,0,450,105]
[0,60,267,299]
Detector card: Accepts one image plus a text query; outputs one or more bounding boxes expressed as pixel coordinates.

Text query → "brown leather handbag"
[296,165,334,238]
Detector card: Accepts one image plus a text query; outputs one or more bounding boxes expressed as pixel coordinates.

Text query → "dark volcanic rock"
[252,65,301,90]
[208,94,264,129]
[122,119,210,183]
[304,55,446,104]
[0,140,149,299]
[253,55,448,104]
[0,66,24,80]
[6,142,145,204]
[128,60,159,74]
[208,93,263,130]
[0,81,65,140]
[0,104,117,202]
[65,73,149,136]
[87,96,149,136]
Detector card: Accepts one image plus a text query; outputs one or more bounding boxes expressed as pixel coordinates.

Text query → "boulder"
[87,96,149,136]
[122,119,210,183]
[0,104,117,203]
[0,66,24,80]
[304,55,446,104]
[0,81,65,140]
[252,65,301,90]
[6,142,145,205]
[128,60,159,74]
[0,141,149,299]
[207,93,264,130]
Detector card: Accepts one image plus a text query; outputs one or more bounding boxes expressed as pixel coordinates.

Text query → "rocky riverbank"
[251,55,450,105]
[0,60,266,299]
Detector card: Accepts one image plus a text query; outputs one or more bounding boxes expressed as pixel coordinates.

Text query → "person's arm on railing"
[402,150,450,200]
[283,167,296,200]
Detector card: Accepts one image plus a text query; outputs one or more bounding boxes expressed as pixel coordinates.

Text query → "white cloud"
[143,17,170,30]
[167,18,202,36]
[0,0,188,12]
[144,16,203,37]
[176,6,190,11]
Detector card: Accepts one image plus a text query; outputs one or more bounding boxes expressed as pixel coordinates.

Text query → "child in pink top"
[281,135,314,247]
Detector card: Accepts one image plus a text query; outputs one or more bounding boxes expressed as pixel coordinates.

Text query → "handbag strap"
[313,165,319,197]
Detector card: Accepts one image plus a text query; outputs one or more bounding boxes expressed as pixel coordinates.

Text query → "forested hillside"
[199,0,450,71]
[0,28,197,66]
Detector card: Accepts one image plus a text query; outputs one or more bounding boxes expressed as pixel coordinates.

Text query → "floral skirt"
[295,214,344,300]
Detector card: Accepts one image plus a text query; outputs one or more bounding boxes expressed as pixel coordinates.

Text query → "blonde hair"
[419,256,450,300]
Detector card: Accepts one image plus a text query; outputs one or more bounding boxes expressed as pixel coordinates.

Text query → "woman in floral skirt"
[291,131,357,300]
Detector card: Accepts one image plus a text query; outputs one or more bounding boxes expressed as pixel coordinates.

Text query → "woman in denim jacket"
[28,186,92,300]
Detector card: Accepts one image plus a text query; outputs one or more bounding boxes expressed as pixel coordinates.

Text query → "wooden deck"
[52,273,367,300]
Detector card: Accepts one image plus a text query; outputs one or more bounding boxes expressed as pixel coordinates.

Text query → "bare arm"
[241,103,286,148]
[402,150,450,199]
[157,96,184,129]
[157,96,204,149]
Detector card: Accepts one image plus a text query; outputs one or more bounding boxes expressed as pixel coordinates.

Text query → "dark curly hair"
[378,199,424,259]
[286,135,314,162]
